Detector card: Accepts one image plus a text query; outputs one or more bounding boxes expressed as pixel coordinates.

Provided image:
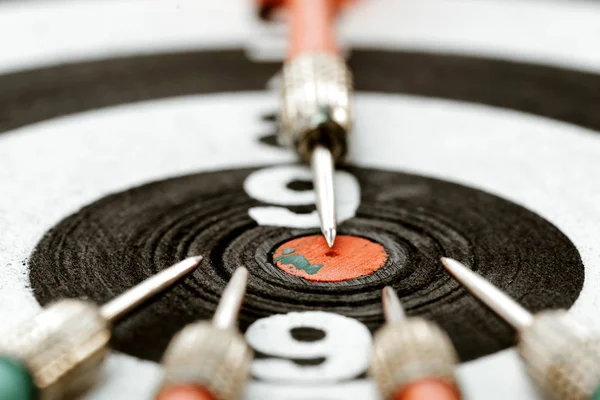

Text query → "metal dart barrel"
[0,256,201,400]
[279,0,353,247]
[370,287,462,400]
[280,52,352,162]
[441,257,600,400]
[156,267,252,400]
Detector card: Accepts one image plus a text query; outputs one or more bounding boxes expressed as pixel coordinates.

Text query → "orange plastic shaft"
[288,0,338,58]
[393,378,461,400]
[155,384,217,400]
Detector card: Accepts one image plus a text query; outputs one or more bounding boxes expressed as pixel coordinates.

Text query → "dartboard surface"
[1,0,600,399]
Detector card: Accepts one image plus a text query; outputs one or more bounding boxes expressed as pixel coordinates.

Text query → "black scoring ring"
[29,165,583,362]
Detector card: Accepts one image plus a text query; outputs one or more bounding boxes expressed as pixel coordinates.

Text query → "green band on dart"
[593,385,600,400]
[0,356,36,400]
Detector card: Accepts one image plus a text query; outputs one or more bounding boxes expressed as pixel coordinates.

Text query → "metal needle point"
[100,256,203,321]
[311,145,337,247]
[382,286,405,323]
[212,267,249,330]
[440,257,534,330]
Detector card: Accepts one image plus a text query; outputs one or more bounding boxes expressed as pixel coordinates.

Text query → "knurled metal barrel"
[0,299,111,400]
[160,321,252,400]
[370,317,460,400]
[519,310,600,400]
[279,52,353,163]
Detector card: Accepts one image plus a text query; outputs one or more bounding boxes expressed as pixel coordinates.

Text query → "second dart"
[278,0,353,247]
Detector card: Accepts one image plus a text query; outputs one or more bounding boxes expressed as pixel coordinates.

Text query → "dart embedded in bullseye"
[311,144,337,247]
[0,256,202,400]
[441,257,600,400]
[156,267,252,400]
[370,286,462,400]
[279,0,353,247]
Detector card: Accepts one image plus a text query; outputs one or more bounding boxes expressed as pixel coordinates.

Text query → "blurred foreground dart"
[279,0,353,247]
[441,257,600,400]
[370,287,462,400]
[0,256,202,400]
[156,267,252,400]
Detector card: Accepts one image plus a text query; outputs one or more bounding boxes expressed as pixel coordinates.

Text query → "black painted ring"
[1,49,599,135]
[29,166,583,362]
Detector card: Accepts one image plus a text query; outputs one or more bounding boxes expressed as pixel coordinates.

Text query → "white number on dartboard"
[244,165,360,228]
[244,312,378,399]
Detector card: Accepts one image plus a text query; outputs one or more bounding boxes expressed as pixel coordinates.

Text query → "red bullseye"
[273,235,388,282]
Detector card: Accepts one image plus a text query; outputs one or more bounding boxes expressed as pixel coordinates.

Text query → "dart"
[440,257,600,400]
[370,287,462,400]
[0,256,202,400]
[279,0,353,247]
[156,267,252,400]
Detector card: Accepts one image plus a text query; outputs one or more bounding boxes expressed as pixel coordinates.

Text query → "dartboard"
[1,0,599,399]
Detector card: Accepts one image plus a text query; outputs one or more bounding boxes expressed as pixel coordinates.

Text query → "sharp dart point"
[382,286,405,323]
[440,257,534,330]
[100,256,202,322]
[324,227,337,248]
[311,145,337,248]
[212,267,249,330]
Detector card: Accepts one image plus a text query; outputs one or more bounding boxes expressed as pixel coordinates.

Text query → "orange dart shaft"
[394,379,461,400]
[288,0,338,58]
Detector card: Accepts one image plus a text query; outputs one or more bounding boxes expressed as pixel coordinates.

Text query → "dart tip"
[311,145,338,248]
[382,286,405,323]
[232,266,249,283]
[440,256,480,290]
[99,255,203,322]
[440,257,477,285]
[190,255,203,263]
[176,255,203,275]
[324,228,337,247]
[212,267,249,330]
[383,286,395,298]
[440,256,459,273]
[439,256,534,330]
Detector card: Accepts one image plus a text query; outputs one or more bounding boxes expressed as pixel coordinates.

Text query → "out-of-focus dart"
[0,256,202,400]
[441,257,600,400]
[279,0,353,247]
[155,267,252,400]
[370,286,462,400]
